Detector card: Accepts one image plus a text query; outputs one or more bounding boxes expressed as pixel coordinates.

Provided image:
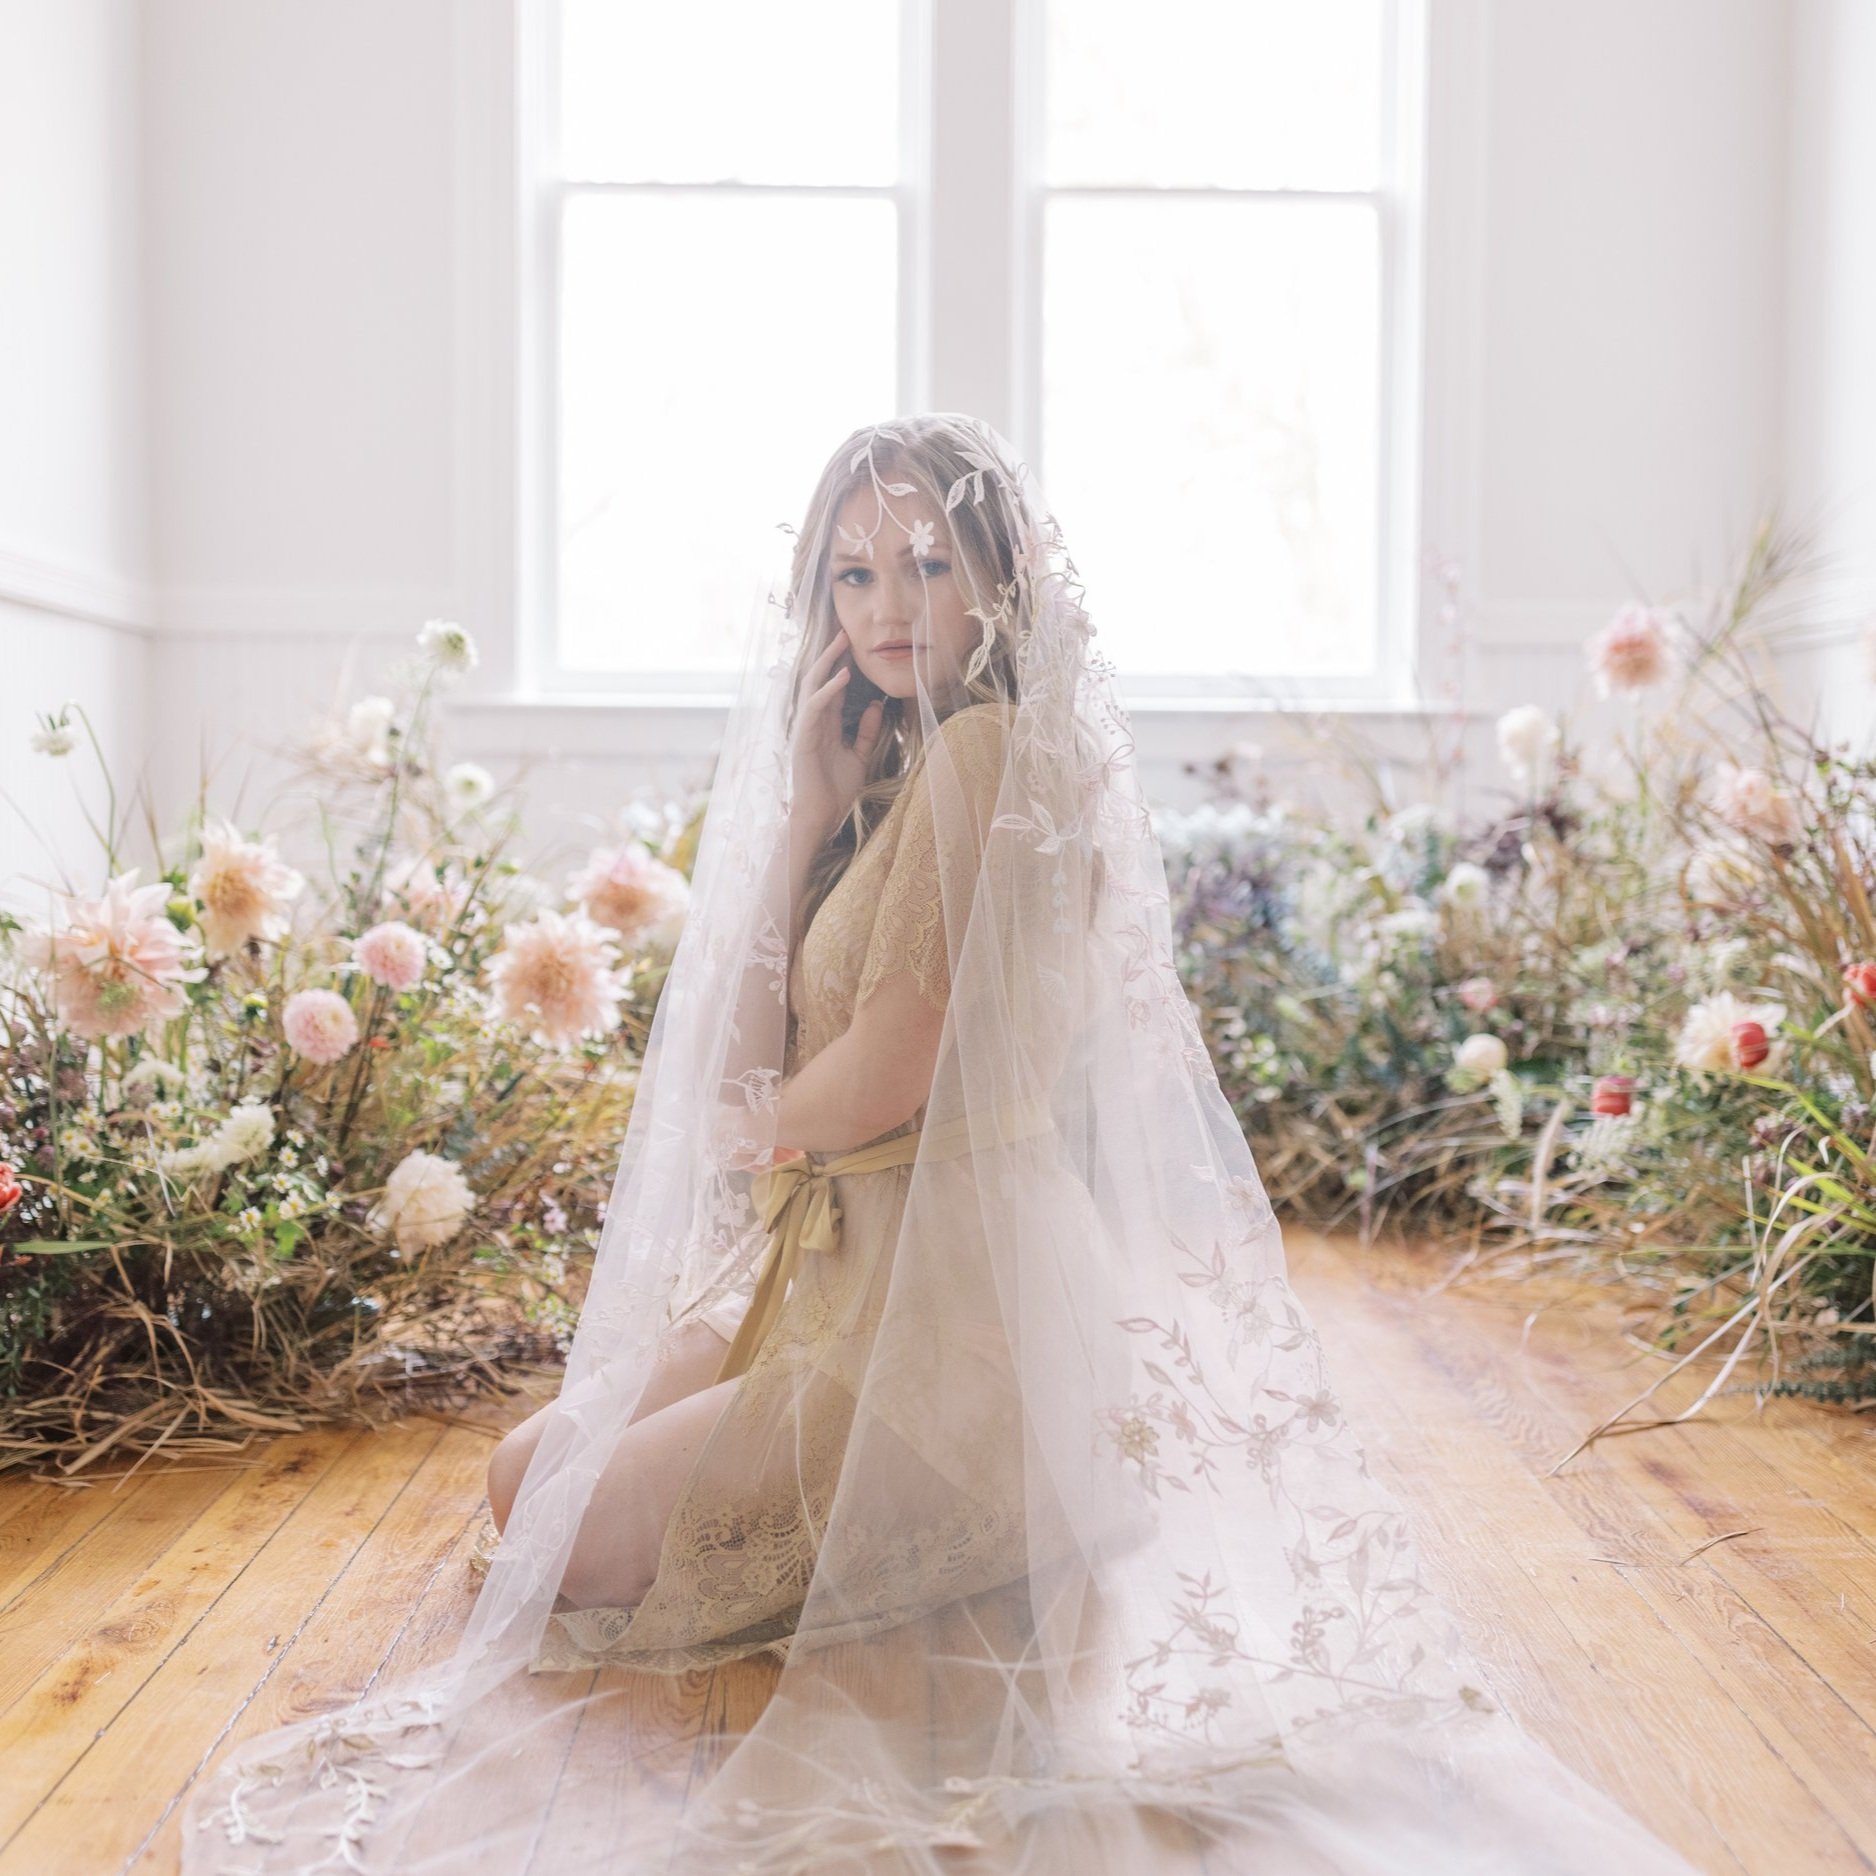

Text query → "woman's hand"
[790,627,887,843]
[709,1098,809,1173]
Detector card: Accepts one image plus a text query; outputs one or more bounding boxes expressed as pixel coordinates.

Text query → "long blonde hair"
[786,414,1040,941]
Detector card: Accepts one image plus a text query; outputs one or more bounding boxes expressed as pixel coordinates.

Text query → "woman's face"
[827,479,978,708]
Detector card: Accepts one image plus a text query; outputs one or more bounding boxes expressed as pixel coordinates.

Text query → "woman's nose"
[875,566,921,629]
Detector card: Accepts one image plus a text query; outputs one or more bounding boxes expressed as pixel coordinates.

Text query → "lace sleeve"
[855,701,1012,1013]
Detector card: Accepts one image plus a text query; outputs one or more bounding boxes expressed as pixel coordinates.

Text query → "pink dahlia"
[566,841,691,948]
[1710,764,1802,845]
[485,908,628,1048]
[383,852,459,929]
[353,919,428,992]
[1587,604,1672,697]
[19,870,205,1041]
[187,817,304,959]
[282,987,360,1064]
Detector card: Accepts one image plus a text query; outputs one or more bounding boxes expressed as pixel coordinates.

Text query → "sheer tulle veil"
[182,414,1701,1874]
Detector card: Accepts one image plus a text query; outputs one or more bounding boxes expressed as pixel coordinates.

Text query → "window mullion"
[925,0,1022,432]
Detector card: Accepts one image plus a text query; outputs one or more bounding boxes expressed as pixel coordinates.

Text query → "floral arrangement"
[1,622,701,1473]
[1160,515,1876,1424]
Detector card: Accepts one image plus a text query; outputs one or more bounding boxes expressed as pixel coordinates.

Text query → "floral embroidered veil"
[182,415,1699,1875]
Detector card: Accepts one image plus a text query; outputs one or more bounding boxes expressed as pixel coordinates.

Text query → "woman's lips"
[873,642,916,658]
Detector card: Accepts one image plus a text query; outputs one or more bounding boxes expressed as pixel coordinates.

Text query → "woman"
[479,424,1044,1640]
[187,416,1701,1873]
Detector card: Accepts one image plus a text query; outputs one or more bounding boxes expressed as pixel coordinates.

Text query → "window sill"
[443,688,1476,768]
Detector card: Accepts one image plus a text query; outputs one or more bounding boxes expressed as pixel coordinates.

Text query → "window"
[522,0,1425,699]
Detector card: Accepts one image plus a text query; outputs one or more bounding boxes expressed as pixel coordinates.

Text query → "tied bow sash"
[711,1095,1056,1386]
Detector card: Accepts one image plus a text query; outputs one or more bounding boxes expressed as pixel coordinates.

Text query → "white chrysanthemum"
[1673,991,1785,1075]
[1382,803,1440,845]
[417,618,479,676]
[124,1056,189,1096]
[217,1101,276,1162]
[346,695,397,767]
[32,711,78,757]
[158,1099,276,1179]
[1455,1033,1508,1078]
[368,1148,474,1255]
[1495,705,1559,785]
[444,761,495,810]
[1439,862,1491,911]
[1376,903,1439,948]
[188,817,305,959]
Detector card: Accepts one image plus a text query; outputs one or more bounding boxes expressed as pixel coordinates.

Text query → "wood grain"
[0,1234,1867,1875]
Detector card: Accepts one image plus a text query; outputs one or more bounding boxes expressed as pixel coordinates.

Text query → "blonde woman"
[191,416,1701,1876]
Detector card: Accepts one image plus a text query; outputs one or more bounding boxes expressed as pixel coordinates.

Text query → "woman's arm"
[767,702,1012,1155]
[768,970,946,1152]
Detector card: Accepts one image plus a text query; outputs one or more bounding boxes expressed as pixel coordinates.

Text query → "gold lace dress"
[532,703,1034,1675]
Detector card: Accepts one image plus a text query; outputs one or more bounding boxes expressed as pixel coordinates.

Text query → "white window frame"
[500,0,1447,715]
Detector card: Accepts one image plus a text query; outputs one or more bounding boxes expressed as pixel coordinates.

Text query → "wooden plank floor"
[1,1229,1871,1875]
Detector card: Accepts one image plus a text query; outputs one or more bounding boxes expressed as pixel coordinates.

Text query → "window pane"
[1044,0,1384,190]
[557,193,897,675]
[1041,196,1380,680]
[560,0,900,185]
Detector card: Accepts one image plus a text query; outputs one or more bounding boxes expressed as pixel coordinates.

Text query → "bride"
[185,414,1702,1873]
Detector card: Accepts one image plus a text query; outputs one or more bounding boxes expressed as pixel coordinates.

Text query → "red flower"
[1845,962,1876,1009]
[367,1035,392,1050]
[1730,1021,1770,1070]
[0,1163,22,1211]
[1590,1076,1634,1118]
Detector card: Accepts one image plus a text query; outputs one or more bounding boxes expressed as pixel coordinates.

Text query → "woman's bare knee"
[487,1404,555,1532]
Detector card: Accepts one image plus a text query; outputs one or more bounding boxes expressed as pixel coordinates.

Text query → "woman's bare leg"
[486,1314,734,1534]
[555,1372,746,1609]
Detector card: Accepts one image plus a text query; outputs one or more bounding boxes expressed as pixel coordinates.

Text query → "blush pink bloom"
[383,853,459,929]
[1710,764,1802,845]
[485,908,629,1048]
[1587,604,1672,697]
[187,817,305,959]
[19,869,205,1041]
[1456,976,1499,1014]
[282,987,361,1064]
[353,919,428,992]
[566,841,691,948]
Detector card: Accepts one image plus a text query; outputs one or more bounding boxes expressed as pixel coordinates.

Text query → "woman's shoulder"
[926,698,1015,770]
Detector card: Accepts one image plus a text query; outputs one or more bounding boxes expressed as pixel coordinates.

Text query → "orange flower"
[1844,962,1876,1009]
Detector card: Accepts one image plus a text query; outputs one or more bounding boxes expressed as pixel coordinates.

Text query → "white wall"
[3,0,1865,896]
[0,0,155,908]
[1461,0,1791,749]
[1784,0,1876,745]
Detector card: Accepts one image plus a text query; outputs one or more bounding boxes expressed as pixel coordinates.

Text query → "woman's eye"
[919,559,950,578]
[836,567,872,586]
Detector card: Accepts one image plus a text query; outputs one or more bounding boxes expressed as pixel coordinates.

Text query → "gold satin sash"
[711,1095,1056,1385]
